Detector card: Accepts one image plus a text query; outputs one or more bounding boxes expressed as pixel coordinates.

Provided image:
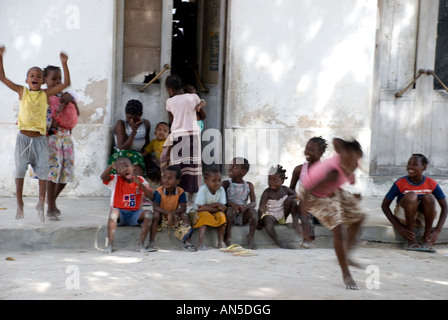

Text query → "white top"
[166,93,201,133]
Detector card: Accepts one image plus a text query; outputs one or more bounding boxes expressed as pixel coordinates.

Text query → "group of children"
[0,46,77,222]
[103,132,447,291]
[2,47,447,291]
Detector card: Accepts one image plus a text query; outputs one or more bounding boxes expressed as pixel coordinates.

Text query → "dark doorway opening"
[172,0,198,86]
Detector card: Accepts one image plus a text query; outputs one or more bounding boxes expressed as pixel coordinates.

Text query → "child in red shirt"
[101,157,158,254]
[381,154,447,252]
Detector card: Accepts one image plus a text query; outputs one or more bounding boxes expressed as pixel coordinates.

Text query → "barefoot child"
[153,165,196,252]
[44,65,79,221]
[101,157,158,254]
[0,46,70,222]
[290,137,328,244]
[189,167,227,250]
[299,138,365,290]
[381,154,447,252]
[222,157,258,249]
[257,165,298,249]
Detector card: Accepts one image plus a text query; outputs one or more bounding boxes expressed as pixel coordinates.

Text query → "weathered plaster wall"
[225,0,378,195]
[0,0,115,197]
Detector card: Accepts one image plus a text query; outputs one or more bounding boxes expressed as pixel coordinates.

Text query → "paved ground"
[0,196,447,301]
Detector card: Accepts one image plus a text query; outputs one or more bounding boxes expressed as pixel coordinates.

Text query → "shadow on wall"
[224,0,378,186]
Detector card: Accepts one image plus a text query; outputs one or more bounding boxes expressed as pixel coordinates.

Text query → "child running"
[222,157,258,249]
[153,165,196,252]
[299,138,365,290]
[257,165,298,249]
[44,65,79,221]
[0,46,70,222]
[189,167,227,250]
[101,157,158,254]
[381,154,447,252]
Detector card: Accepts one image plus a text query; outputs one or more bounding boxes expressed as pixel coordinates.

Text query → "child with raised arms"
[381,154,447,252]
[101,157,158,254]
[0,46,70,222]
[153,165,196,252]
[222,157,258,249]
[299,138,365,290]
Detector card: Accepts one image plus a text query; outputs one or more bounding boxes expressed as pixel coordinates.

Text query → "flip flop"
[220,244,246,253]
[183,244,198,252]
[405,244,437,253]
[233,250,258,257]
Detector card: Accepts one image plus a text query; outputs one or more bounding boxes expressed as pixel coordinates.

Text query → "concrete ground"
[0,196,447,301]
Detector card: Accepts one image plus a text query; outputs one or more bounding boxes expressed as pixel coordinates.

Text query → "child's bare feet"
[36,202,45,222]
[344,275,359,290]
[16,203,24,220]
[47,208,61,221]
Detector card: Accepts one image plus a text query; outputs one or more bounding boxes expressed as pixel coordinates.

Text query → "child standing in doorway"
[257,165,298,249]
[164,75,203,204]
[222,157,258,249]
[0,46,71,222]
[381,154,447,252]
[189,167,227,250]
[299,138,365,290]
[44,65,79,221]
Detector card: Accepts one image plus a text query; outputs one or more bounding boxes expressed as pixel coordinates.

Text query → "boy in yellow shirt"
[143,121,170,184]
[0,45,71,222]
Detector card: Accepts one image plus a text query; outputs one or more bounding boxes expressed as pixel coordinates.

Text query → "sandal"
[405,243,437,253]
[233,250,258,257]
[220,244,246,253]
[183,243,198,252]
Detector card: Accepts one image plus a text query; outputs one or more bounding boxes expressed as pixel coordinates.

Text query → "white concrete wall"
[225,0,379,195]
[0,0,381,198]
[0,0,115,197]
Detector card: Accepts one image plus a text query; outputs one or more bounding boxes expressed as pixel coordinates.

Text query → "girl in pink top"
[164,75,202,204]
[299,138,365,291]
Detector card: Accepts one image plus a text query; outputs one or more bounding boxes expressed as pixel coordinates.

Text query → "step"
[0,197,446,252]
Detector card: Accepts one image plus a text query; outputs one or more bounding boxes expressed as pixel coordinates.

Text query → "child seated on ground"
[189,167,227,250]
[257,165,298,249]
[101,157,158,254]
[299,138,365,290]
[381,154,447,253]
[290,137,328,244]
[222,157,258,249]
[153,165,196,252]
[143,121,170,184]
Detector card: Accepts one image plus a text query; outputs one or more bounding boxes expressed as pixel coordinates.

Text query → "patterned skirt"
[47,128,75,184]
[168,132,202,194]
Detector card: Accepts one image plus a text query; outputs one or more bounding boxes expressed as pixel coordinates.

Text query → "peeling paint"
[78,79,109,125]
